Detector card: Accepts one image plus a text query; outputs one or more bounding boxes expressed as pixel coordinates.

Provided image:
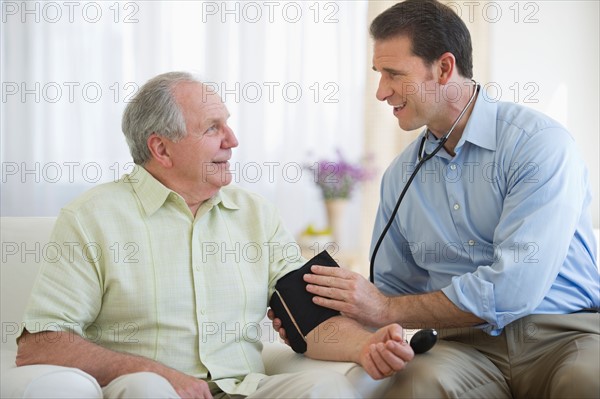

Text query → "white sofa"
[0,217,393,398]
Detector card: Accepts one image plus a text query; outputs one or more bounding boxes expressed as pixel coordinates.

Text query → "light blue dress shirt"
[371,89,599,335]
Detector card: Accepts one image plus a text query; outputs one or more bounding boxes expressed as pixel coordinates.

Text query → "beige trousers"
[8,364,359,399]
[102,369,360,399]
[385,312,600,398]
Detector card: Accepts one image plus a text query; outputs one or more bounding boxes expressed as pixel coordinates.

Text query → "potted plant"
[304,150,374,244]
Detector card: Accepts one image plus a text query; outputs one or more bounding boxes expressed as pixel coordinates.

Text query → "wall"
[487,0,599,227]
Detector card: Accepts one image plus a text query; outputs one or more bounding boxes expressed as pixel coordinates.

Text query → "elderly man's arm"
[16,330,211,398]
[303,316,414,379]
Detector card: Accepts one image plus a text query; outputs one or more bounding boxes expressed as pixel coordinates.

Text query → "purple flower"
[304,149,375,199]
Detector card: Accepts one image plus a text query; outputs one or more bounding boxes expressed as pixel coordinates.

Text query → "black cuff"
[269,250,341,353]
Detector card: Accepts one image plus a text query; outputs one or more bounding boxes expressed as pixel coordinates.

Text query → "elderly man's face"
[169,82,238,193]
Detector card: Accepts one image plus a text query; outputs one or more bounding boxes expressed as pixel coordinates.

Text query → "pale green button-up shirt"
[23,166,305,395]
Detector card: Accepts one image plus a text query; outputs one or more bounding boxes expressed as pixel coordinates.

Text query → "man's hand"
[358,324,414,380]
[304,265,391,327]
[163,369,213,399]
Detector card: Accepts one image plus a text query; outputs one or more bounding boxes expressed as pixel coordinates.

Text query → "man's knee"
[254,370,359,398]
[283,370,359,398]
[383,363,453,399]
[1,365,102,399]
[102,372,178,399]
[383,342,511,399]
[525,330,599,399]
[551,365,600,399]
[549,336,600,399]
[308,370,359,398]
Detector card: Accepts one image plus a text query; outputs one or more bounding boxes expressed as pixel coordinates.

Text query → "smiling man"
[290,1,600,398]
[13,72,415,398]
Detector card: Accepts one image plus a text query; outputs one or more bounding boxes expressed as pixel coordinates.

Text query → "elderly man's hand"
[304,265,392,327]
[266,308,290,345]
[163,369,213,399]
[358,323,414,380]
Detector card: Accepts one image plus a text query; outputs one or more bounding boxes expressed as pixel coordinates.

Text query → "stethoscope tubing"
[369,81,480,283]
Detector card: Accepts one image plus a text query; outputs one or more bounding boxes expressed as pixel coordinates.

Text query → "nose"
[375,75,393,102]
[223,124,239,148]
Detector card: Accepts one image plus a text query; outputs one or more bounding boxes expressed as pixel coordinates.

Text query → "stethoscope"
[369,80,480,284]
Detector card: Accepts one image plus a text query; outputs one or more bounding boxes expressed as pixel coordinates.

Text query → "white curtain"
[1,1,369,247]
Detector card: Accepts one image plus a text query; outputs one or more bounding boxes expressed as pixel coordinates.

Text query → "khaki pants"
[385,312,600,398]
[7,368,359,398]
[102,369,359,399]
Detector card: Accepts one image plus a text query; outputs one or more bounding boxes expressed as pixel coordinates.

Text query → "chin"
[398,118,425,132]
[202,174,232,191]
[397,120,417,132]
[217,174,233,187]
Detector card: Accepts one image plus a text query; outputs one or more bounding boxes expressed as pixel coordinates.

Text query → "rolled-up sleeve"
[442,126,590,332]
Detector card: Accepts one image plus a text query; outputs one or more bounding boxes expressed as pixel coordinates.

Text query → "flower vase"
[324,198,348,247]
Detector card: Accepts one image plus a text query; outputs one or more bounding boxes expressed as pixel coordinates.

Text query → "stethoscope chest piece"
[409,328,438,354]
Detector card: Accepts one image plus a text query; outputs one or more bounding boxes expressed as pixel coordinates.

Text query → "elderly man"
[277,1,600,398]
[15,72,414,398]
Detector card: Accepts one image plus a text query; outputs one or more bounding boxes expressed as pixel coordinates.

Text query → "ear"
[436,52,456,85]
[147,133,173,168]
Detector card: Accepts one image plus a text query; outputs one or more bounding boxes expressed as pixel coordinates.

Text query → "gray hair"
[122,71,202,165]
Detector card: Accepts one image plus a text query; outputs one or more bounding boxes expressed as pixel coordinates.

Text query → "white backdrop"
[1,1,369,247]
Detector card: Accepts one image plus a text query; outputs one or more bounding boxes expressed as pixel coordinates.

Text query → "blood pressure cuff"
[269,250,341,353]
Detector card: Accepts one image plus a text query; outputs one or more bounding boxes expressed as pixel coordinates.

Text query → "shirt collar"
[127,165,240,216]
[127,165,171,216]
[455,87,498,152]
[217,187,241,211]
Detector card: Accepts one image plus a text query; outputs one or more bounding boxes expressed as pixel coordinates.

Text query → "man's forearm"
[386,291,484,329]
[303,316,413,380]
[303,316,369,363]
[16,330,175,387]
[305,266,486,330]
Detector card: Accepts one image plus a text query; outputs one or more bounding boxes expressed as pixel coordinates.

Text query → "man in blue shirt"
[293,0,600,397]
